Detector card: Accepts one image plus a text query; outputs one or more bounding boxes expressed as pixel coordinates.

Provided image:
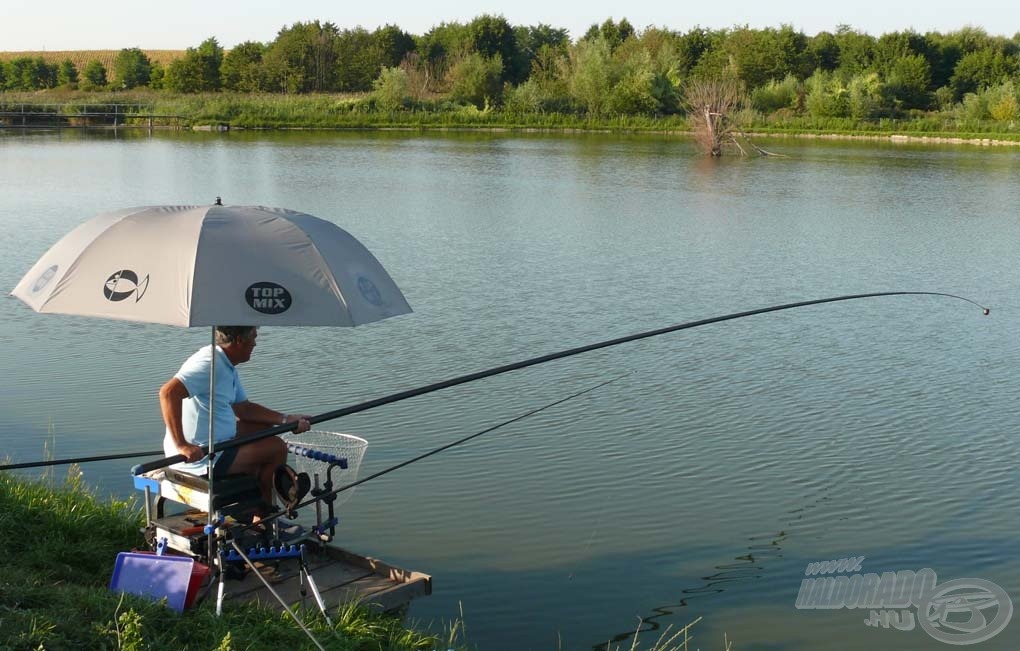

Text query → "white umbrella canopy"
[11,204,411,326]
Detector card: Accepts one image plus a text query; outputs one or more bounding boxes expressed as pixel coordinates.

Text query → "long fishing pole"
[132,291,987,475]
[0,291,989,473]
[0,449,164,471]
[239,372,631,535]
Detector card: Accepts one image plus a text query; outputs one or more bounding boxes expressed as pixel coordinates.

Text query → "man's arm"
[159,377,204,462]
[233,400,311,434]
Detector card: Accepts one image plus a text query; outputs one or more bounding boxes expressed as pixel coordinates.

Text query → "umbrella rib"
[287,214,350,316]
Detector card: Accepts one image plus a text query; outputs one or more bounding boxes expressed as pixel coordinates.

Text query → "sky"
[2,0,1018,51]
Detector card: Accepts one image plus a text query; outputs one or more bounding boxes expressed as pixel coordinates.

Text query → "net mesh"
[282,430,368,505]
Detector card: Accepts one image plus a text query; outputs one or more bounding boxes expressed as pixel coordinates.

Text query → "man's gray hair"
[215,326,257,345]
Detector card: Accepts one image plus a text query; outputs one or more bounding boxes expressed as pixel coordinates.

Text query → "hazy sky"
[3,0,1017,51]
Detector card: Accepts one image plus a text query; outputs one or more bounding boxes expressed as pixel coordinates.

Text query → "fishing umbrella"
[12,204,410,326]
[11,202,411,538]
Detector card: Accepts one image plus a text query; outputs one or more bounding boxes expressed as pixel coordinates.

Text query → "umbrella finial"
[214,196,223,206]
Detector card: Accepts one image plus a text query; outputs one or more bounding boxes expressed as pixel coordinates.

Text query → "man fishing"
[159,325,311,508]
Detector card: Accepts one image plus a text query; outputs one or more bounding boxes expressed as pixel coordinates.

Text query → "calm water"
[1,130,1017,650]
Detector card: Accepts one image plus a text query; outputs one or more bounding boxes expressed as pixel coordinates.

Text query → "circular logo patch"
[32,265,58,293]
[357,276,383,306]
[246,282,292,314]
[919,578,1013,645]
[103,270,149,302]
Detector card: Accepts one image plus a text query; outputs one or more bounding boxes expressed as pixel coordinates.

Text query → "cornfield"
[0,50,184,70]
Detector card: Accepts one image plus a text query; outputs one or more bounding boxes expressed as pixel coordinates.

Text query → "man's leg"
[225,420,287,507]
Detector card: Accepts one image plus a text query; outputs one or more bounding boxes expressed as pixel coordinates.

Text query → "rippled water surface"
[1,130,1017,650]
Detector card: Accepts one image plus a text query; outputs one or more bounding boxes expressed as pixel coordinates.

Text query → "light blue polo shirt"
[163,345,248,474]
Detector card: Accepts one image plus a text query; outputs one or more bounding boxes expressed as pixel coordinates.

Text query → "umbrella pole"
[207,327,217,566]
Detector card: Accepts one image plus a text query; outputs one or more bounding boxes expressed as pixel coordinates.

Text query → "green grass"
[4,89,1020,143]
[0,470,457,651]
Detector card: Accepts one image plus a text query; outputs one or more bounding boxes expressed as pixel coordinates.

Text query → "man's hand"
[283,414,312,434]
[177,442,204,463]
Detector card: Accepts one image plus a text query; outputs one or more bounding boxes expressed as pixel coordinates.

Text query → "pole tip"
[983,308,990,316]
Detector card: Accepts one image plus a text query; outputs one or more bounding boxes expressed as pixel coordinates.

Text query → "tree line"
[4,17,1020,121]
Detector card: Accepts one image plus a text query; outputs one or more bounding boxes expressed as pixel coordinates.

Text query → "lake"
[0,129,1017,650]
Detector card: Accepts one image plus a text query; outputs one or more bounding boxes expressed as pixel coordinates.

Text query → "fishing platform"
[126,433,430,617]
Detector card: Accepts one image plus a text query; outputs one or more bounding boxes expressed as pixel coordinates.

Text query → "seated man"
[160,325,311,509]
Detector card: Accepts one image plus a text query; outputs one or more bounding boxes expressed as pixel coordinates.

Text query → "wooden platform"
[223,541,431,614]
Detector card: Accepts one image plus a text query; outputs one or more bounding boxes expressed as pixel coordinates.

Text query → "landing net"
[282,430,368,505]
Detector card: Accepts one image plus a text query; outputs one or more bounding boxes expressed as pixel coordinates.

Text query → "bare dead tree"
[683,77,784,157]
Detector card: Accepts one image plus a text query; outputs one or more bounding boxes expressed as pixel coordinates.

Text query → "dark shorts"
[212,445,241,478]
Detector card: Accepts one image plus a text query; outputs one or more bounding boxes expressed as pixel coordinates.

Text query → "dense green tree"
[607,47,659,114]
[950,49,1017,98]
[465,14,518,82]
[805,69,850,117]
[582,18,635,51]
[113,48,152,89]
[373,25,416,69]
[447,53,503,108]
[149,61,165,90]
[924,32,963,91]
[985,81,1019,121]
[750,74,800,112]
[1,58,23,90]
[848,72,882,117]
[371,66,410,110]
[510,23,569,82]
[2,57,56,90]
[417,22,472,64]
[883,54,932,109]
[610,28,685,113]
[723,25,810,89]
[163,56,204,92]
[673,28,721,76]
[806,31,840,71]
[567,36,618,115]
[220,41,266,91]
[689,40,734,80]
[334,26,416,92]
[196,37,225,90]
[335,27,377,91]
[262,22,340,92]
[57,59,78,86]
[372,66,410,110]
[872,31,929,75]
[164,37,223,92]
[80,60,108,91]
[834,26,876,75]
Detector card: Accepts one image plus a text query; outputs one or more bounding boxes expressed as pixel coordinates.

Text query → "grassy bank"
[5,90,1020,144]
[0,470,716,650]
[0,470,456,651]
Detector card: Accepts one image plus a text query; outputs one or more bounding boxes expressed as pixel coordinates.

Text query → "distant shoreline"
[8,121,1020,148]
[746,131,1020,147]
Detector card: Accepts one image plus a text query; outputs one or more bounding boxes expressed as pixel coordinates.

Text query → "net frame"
[282,430,368,506]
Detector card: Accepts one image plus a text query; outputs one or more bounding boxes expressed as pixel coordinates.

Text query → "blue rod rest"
[222,544,305,562]
[312,518,339,535]
[286,444,348,469]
